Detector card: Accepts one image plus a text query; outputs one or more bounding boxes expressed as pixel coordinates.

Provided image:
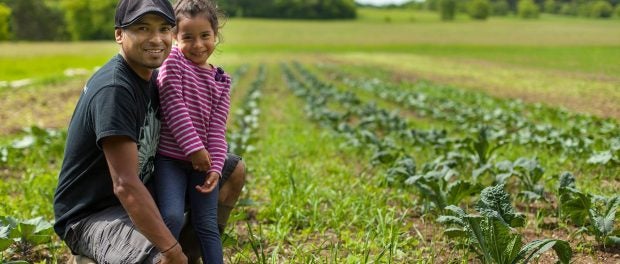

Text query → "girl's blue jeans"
[154,154,223,264]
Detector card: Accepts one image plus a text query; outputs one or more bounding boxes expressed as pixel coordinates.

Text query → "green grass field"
[1,8,620,263]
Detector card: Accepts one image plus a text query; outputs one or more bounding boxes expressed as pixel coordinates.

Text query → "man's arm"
[101,136,186,263]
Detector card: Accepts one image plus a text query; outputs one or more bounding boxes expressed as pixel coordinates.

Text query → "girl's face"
[174,15,216,68]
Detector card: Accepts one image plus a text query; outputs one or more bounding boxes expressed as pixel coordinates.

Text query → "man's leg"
[217,158,246,233]
[66,206,160,264]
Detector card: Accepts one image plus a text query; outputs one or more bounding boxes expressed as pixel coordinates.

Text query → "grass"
[0,42,117,81]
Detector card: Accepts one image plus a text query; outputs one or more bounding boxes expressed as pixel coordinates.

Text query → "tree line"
[0,0,357,41]
[0,0,618,41]
[420,0,620,20]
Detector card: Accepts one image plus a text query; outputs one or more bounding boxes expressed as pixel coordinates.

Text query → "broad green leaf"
[515,239,572,264]
[557,172,576,190]
[587,151,612,165]
[475,184,525,228]
[605,236,620,245]
[558,187,590,226]
[446,180,482,206]
[437,215,465,227]
[17,217,54,245]
[444,227,467,239]
[0,225,13,251]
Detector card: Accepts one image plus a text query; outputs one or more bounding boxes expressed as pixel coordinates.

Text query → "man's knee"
[228,160,245,187]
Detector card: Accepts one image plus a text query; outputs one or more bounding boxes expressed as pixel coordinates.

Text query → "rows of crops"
[277,61,619,262]
[1,61,619,262]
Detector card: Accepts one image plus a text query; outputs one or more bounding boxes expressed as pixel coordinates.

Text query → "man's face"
[115,14,173,78]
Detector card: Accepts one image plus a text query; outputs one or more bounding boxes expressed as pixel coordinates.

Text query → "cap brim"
[119,10,175,28]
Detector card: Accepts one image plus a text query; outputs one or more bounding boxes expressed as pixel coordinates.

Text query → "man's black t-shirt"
[53,54,160,239]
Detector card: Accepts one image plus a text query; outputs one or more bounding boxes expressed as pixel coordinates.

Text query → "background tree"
[0,3,10,40]
[2,0,67,40]
[469,0,491,19]
[439,0,457,20]
[490,0,511,15]
[518,0,540,18]
[218,0,356,19]
[61,0,116,40]
[543,0,560,13]
[590,0,613,18]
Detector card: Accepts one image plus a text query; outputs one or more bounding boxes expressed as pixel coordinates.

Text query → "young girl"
[155,0,229,263]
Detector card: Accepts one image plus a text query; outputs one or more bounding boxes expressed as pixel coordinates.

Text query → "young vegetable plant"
[558,172,620,247]
[495,157,546,201]
[404,160,482,212]
[0,216,54,262]
[438,184,572,264]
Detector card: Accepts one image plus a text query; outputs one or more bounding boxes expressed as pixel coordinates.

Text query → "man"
[53,0,245,263]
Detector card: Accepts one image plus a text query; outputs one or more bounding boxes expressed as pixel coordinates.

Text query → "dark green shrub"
[491,0,510,16]
[543,0,559,14]
[518,0,540,19]
[439,0,457,20]
[468,0,490,20]
[577,2,593,17]
[559,3,577,16]
[590,1,613,18]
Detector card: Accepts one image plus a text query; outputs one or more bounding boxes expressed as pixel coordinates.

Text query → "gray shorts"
[66,206,160,264]
[65,153,242,263]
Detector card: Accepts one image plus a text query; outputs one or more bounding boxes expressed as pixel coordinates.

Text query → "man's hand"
[196,172,219,194]
[190,149,211,172]
[159,242,188,264]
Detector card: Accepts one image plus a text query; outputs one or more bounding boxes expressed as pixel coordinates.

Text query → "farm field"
[1,9,620,263]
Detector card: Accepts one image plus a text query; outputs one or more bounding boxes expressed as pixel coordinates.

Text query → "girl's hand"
[196,172,219,194]
[190,149,211,171]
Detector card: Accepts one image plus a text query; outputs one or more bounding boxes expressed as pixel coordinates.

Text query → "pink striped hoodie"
[156,46,231,175]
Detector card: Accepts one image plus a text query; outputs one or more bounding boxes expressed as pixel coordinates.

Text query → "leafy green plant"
[558,172,620,246]
[0,126,66,172]
[385,155,416,185]
[438,185,572,264]
[463,126,505,167]
[587,137,620,165]
[0,216,54,262]
[495,157,546,200]
[405,162,482,212]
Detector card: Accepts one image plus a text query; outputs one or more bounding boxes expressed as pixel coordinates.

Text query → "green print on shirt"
[138,102,160,184]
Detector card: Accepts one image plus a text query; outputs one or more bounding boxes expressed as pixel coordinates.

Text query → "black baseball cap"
[115,0,176,28]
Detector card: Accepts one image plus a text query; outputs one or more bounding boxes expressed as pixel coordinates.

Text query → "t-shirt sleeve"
[92,86,139,149]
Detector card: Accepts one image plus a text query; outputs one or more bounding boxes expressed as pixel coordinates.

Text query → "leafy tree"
[615,5,620,18]
[7,0,67,40]
[559,2,577,15]
[218,0,356,19]
[468,0,491,20]
[518,0,540,18]
[590,0,613,18]
[439,0,457,20]
[491,0,511,15]
[425,0,439,11]
[543,0,559,13]
[61,0,116,40]
[0,3,9,40]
